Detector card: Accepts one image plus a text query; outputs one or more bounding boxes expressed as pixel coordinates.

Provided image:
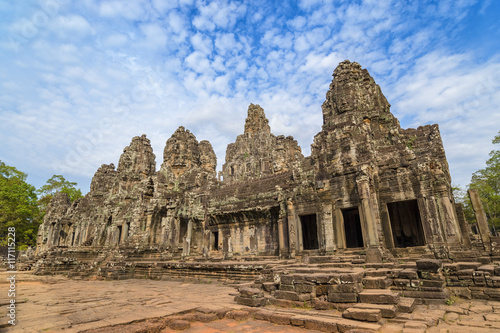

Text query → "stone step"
[397,297,417,313]
[342,308,381,322]
[358,289,400,304]
[363,276,392,289]
[352,303,398,318]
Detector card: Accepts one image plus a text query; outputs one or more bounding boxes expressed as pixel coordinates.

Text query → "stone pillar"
[468,189,491,251]
[277,187,288,257]
[334,207,346,249]
[182,220,193,257]
[356,173,379,247]
[455,203,472,247]
[436,196,463,245]
[321,202,336,252]
[286,198,297,257]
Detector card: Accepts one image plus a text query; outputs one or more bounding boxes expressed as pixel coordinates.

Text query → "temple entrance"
[342,208,363,248]
[179,218,188,246]
[387,200,425,247]
[300,214,319,250]
[117,225,122,244]
[212,231,219,250]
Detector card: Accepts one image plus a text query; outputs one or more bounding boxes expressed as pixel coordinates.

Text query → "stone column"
[182,219,193,257]
[468,189,491,251]
[286,198,297,257]
[356,173,379,247]
[277,186,288,256]
[333,207,346,249]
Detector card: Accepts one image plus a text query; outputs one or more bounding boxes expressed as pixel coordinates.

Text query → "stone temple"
[36,60,469,260]
[28,61,500,331]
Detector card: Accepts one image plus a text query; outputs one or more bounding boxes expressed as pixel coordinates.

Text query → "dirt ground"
[2,271,500,332]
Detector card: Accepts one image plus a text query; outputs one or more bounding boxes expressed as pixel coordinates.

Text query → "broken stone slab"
[343,308,381,322]
[397,297,417,313]
[359,290,400,304]
[239,287,264,298]
[352,303,398,318]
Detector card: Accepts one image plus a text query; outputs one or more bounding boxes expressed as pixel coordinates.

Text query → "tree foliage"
[468,131,500,228]
[37,175,83,213]
[0,161,41,248]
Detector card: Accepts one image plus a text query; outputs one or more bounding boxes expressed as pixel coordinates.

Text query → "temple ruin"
[36,60,469,259]
[26,60,500,332]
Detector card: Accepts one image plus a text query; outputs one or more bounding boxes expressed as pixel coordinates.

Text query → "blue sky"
[0,0,499,193]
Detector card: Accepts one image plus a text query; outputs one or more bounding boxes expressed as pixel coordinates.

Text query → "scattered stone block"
[359,290,400,304]
[397,297,416,313]
[239,287,264,298]
[343,308,382,322]
[416,259,442,273]
[353,303,397,318]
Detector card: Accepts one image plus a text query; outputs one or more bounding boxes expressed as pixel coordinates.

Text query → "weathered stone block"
[239,287,264,298]
[295,282,316,294]
[343,308,381,322]
[313,299,335,310]
[274,290,299,301]
[262,282,277,293]
[416,259,442,273]
[269,313,290,325]
[457,262,481,271]
[363,276,392,289]
[304,318,338,332]
[397,297,417,313]
[358,290,399,304]
[328,282,363,293]
[399,269,419,280]
[328,292,358,303]
[353,303,397,318]
[280,283,295,292]
[393,279,411,289]
[316,284,328,296]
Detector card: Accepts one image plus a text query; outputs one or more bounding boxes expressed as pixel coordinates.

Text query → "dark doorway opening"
[300,214,319,250]
[117,225,122,244]
[387,200,425,248]
[179,218,188,246]
[212,231,219,250]
[342,208,363,248]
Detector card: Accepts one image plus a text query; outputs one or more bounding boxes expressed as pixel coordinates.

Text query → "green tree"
[468,131,500,228]
[37,175,83,213]
[0,161,41,248]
